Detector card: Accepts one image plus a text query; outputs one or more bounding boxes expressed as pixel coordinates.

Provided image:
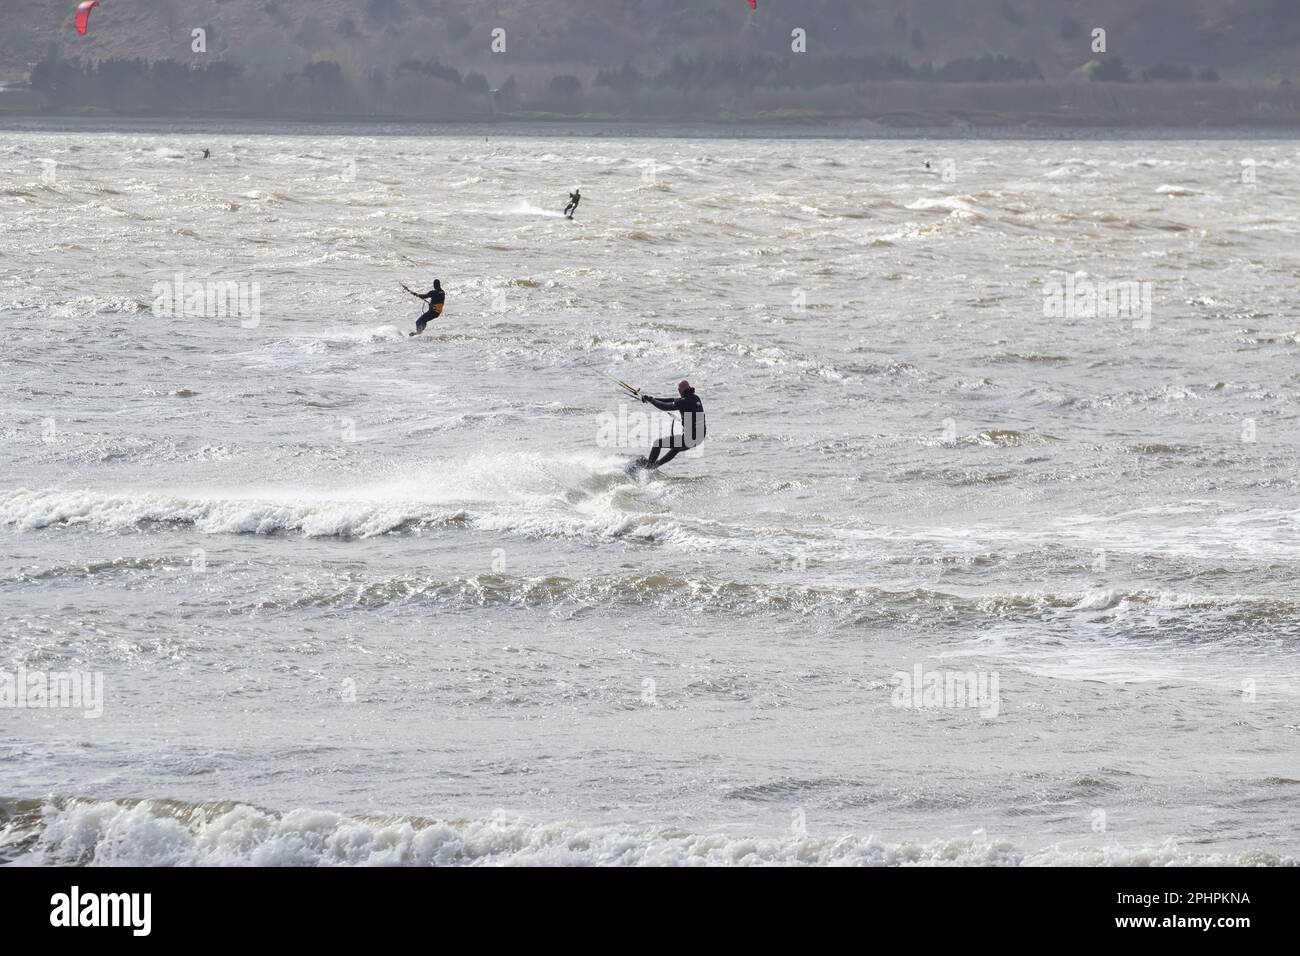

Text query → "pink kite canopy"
[75,1,99,36]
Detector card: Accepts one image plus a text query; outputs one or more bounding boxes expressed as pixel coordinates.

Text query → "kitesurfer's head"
[433,279,442,290]
[678,380,693,396]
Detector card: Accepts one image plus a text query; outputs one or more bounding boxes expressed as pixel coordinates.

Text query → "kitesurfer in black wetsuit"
[639,380,706,469]
[564,188,581,219]
[407,280,445,336]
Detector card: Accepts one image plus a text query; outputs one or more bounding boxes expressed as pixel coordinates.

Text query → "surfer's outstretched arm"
[642,395,683,412]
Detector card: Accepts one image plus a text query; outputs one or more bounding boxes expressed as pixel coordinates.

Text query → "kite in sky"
[74,1,99,36]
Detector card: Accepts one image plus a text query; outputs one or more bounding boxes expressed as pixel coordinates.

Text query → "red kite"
[75,1,99,36]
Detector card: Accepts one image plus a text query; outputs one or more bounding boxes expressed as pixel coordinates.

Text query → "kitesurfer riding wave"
[404,280,445,337]
[639,380,706,470]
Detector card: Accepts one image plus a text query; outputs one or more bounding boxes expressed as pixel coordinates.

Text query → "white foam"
[503,200,566,218]
[8,799,1289,867]
[904,196,978,217]
[0,452,711,543]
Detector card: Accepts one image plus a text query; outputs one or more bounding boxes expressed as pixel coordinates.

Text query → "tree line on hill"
[24,50,1235,119]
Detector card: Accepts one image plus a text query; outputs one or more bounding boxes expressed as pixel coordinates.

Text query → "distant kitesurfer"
[202,149,211,159]
[564,188,581,219]
[404,280,445,336]
[638,380,706,470]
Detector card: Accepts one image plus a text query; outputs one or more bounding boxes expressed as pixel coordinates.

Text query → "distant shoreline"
[3,113,1300,140]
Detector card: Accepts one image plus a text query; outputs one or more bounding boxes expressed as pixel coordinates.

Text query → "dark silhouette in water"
[636,380,706,470]
[403,280,445,337]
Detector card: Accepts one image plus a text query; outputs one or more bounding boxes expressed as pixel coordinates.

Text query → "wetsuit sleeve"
[645,396,680,412]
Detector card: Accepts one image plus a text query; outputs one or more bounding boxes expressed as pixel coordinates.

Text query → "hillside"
[3,0,1300,123]
[5,0,1300,81]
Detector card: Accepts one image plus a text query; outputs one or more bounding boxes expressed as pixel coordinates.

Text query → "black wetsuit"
[643,390,706,468]
[414,287,445,334]
[564,192,581,218]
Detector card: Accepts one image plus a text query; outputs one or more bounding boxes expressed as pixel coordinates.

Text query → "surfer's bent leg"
[653,447,682,468]
[647,431,705,469]
[646,437,678,469]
